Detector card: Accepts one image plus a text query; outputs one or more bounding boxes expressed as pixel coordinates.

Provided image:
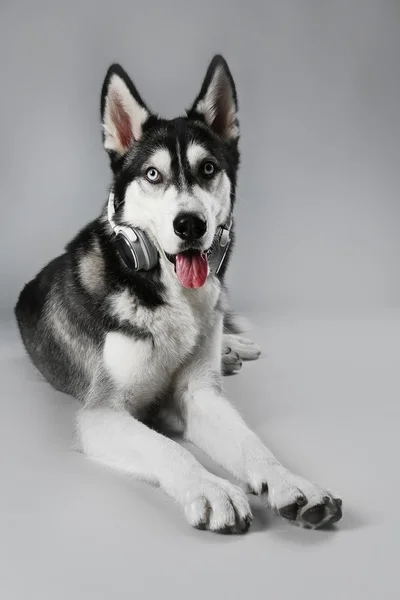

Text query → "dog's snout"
[173,213,207,242]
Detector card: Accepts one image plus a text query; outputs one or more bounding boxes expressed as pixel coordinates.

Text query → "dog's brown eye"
[201,161,216,178]
[146,167,162,183]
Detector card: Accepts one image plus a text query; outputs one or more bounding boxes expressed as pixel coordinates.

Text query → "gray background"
[1,2,399,600]
[1,0,399,318]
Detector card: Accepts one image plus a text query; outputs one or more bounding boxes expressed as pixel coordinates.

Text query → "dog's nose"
[173,213,207,242]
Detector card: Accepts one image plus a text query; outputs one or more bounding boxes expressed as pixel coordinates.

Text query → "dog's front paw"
[223,334,261,362]
[222,334,262,375]
[184,476,252,533]
[252,470,342,529]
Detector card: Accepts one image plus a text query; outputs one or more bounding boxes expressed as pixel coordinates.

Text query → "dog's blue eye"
[146,167,162,183]
[201,161,216,178]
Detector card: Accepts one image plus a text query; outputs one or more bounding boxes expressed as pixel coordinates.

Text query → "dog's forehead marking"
[147,148,172,174]
[176,139,185,187]
[187,143,209,169]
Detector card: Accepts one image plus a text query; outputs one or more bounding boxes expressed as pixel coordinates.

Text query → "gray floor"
[1,313,399,599]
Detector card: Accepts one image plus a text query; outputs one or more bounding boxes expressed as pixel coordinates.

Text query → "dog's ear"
[187,55,239,141]
[101,64,150,159]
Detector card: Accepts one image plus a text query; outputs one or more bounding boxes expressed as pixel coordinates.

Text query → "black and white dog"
[15,56,342,532]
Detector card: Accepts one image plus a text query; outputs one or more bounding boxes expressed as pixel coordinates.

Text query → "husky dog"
[15,56,342,532]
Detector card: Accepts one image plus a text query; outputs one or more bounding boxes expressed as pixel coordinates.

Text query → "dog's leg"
[180,319,342,529]
[222,309,261,375]
[77,407,252,533]
[76,331,251,533]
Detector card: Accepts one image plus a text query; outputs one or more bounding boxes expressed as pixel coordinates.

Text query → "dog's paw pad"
[279,497,307,521]
[298,497,343,528]
[301,504,326,526]
[259,471,343,529]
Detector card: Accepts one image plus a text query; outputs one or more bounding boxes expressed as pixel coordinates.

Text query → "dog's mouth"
[165,249,209,289]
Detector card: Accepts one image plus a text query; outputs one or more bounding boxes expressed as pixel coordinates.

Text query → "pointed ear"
[100,64,150,158]
[188,55,239,141]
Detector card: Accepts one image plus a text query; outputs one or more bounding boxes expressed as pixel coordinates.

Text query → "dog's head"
[101,55,239,288]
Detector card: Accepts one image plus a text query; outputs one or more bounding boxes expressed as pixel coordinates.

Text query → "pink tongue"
[175,252,208,288]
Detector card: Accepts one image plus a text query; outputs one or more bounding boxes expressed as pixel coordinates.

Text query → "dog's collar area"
[107,189,232,275]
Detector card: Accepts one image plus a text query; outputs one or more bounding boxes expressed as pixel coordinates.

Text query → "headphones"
[107,190,158,271]
[206,215,233,275]
[107,189,232,275]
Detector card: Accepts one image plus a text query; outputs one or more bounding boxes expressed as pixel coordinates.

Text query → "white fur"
[186,143,209,169]
[110,262,220,356]
[110,289,136,323]
[104,265,221,410]
[146,148,171,176]
[103,332,152,387]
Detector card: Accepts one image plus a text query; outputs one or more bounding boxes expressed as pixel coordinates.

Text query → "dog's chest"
[107,275,221,397]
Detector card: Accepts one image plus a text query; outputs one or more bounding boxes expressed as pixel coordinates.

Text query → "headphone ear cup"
[113,226,158,271]
[108,189,159,272]
[135,230,159,271]
[114,231,139,270]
